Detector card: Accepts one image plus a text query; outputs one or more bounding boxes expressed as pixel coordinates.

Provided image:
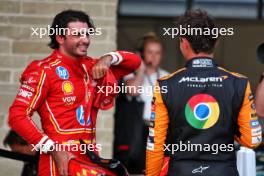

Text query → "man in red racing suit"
[8,10,141,176]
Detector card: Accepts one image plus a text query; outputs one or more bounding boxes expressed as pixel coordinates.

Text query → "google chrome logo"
[185,94,220,129]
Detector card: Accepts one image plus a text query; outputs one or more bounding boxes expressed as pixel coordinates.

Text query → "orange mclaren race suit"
[8,49,141,176]
[146,57,262,176]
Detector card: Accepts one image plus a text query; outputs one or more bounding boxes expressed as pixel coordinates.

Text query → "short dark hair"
[48,9,95,49]
[3,130,28,147]
[177,9,218,54]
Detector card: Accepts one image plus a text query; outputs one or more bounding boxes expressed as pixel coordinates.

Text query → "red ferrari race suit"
[8,49,141,176]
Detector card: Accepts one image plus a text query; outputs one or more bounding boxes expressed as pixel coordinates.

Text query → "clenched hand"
[92,55,112,79]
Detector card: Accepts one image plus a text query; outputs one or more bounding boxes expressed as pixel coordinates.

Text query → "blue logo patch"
[87,115,91,126]
[195,104,210,121]
[251,120,260,128]
[150,112,156,121]
[76,105,85,126]
[56,66,69,79]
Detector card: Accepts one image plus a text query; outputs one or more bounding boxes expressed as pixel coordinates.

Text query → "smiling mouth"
[78,45,88,51]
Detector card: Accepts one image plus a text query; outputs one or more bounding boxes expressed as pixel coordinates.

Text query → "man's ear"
[56,35,64,46]
[215,39,219,48]
[179,37,183,42]
[181,37,190,50]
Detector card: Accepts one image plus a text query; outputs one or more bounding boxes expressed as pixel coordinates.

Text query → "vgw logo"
[63,96,76,106]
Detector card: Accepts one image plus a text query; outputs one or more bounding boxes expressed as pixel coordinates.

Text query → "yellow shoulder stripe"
[159,67,186,80]
[218,67,247,78]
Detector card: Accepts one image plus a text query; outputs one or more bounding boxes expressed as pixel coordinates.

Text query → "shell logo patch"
[185,94,220,129]
[62,81,74,95]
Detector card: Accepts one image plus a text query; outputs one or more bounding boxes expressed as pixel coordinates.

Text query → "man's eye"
[76,33,82,37]
[85,32,90,37]
[71,32,80,37]
[77,32,90,38]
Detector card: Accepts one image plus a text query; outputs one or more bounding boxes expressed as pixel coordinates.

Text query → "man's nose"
[81,35,90,44]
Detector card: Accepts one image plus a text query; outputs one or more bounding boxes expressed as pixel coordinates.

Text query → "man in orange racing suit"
[146,9,262,176]
[8,10,141,176]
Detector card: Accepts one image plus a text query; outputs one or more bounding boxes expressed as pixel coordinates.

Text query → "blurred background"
[0,0,263,175]
[118,0,264,90]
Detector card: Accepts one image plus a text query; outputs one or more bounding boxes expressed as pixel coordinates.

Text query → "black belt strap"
[0,148,36,163]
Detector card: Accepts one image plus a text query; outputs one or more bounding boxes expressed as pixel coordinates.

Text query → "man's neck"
[185,52,214,61]
[59,48,78,60]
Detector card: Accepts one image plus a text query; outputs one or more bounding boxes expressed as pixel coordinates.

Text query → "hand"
[136,61,146,75]
[49,150,75,176]
[92,55,112,79]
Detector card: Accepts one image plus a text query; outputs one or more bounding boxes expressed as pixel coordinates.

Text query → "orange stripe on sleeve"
[146,82,169,176]
[26,70,45,115]
[235,81,262,148]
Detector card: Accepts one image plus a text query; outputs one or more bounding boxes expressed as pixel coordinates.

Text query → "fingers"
[55,151,75,176]
[53,155,64,176]
[92,55,112,79]
[62,153,75,176]
[58,163,67,176]
[68,153,75,160]
[57,159,68,176]
[92,65,108,79]
[62,160,68,176]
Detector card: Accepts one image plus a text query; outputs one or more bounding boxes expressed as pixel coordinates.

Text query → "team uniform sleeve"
[104,51,141,80]
[235,81,262,148]
[8,61,54,152]
[146,82,169,176]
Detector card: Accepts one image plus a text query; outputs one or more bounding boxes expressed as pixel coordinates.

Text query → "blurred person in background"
[113,32,169,174]
[3,130,39,176]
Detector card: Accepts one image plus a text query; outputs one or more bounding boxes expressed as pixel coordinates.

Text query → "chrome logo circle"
[185,94,220,129]
[194,103,211,121]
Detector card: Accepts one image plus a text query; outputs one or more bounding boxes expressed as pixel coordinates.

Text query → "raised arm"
[106,51,141,79]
